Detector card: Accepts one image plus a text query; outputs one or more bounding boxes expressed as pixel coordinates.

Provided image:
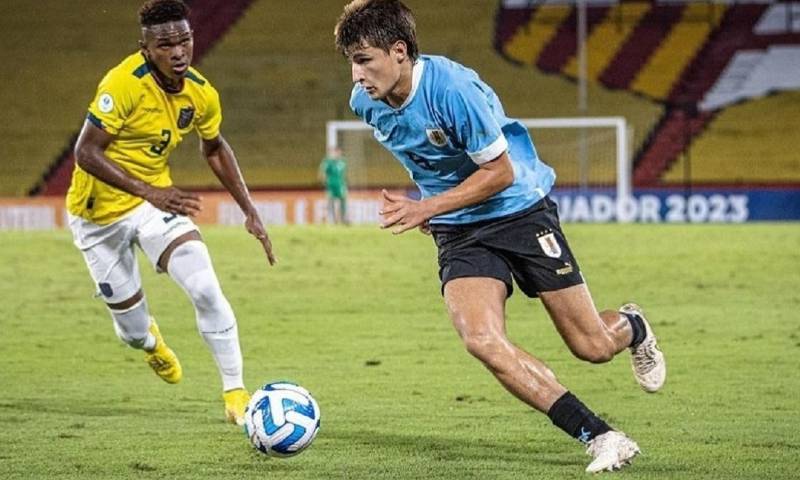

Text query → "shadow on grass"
[237,428,583,479]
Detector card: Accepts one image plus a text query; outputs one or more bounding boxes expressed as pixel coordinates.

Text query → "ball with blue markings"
[244,381,320,457]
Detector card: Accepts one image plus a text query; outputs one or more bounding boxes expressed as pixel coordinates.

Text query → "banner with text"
[550,188,800,223]
[0,188,798,230]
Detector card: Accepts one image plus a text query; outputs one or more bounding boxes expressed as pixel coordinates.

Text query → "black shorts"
[430,197,584,298]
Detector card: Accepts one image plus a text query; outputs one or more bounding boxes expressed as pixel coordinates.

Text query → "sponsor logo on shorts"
[556,262,573,275]
[536,231,562,258]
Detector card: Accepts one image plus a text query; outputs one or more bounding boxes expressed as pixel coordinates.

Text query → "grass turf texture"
[1,224,798,479]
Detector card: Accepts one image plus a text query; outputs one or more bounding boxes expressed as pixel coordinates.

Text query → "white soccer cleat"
[621,303,666,393]
[585,431,641,473]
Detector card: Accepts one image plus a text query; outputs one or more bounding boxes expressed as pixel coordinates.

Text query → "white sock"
[167,241,245,391]
[109,298,156,351]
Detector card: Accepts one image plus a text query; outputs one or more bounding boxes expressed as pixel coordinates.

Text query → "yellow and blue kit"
[67,52,222,224]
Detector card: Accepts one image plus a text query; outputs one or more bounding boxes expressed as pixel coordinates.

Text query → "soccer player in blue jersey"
[335,0,666,473]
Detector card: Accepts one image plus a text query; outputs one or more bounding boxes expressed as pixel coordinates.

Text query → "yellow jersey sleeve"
[86,68,139,135]
[196,82,222,140]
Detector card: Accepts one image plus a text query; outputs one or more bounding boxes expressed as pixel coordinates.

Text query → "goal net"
[326,116,631,211]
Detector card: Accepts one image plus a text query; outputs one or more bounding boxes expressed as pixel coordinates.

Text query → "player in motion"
[66,0,275,425]
[335,0,665,472]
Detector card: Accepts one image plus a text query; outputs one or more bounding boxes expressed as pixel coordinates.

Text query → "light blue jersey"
[350,55,555,224]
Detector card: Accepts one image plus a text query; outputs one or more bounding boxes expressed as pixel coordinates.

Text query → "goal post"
[326,116,632,221]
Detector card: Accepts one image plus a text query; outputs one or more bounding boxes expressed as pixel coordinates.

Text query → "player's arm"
[74,120,201,216]
[380,152,513,234]
[381,78,518,234]
[202,134,276,265]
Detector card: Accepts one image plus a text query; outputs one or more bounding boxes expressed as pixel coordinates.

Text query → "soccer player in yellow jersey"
[66,0,273,425]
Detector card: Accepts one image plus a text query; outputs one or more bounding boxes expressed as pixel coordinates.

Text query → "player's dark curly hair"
[139,0,190,27]
[334,0,418,60]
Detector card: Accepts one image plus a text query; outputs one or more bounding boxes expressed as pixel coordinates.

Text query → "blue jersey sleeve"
[444,81,508,164]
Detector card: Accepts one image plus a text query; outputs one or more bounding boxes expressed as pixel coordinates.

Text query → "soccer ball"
[244,381,321,457]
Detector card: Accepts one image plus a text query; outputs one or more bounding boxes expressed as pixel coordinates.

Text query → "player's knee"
[462,331,506,363]
[185,270,216,310]
[167,241,226,313]
[185,272,222,312]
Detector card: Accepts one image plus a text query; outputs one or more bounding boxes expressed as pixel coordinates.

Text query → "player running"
[66,0,274,425]
[335,0,665,472]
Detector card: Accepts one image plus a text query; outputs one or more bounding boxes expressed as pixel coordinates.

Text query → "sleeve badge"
[98,93,114,113]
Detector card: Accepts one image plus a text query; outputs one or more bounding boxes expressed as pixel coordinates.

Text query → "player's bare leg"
[540,284,632,362]
[444,277,565,411]
[540,284,666,391]
[445,277,640,471]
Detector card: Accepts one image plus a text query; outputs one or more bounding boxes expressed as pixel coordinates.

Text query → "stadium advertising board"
[0,188,798,230]
[550,188,800,223]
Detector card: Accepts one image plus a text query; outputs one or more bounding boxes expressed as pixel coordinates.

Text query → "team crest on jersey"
[536,231,562,258]
[426,128,448,147]
[177,106,195,129]
[98,93,114,113]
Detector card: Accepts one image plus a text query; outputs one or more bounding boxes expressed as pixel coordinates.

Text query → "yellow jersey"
[66,52,222,224]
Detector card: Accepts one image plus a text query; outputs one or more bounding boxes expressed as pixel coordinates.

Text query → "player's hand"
[146,186,202,217]
[245,211,276,266]
[379,189,432,235]
[418,220,432,235]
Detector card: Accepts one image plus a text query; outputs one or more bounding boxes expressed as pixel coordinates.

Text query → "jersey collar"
[395,58,425,110]
[141,52,185,94]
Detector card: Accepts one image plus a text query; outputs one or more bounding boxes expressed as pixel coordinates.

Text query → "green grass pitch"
[1,224,798,479]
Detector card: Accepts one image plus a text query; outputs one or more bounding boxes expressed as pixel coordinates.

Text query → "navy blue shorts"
[430,197,584,298]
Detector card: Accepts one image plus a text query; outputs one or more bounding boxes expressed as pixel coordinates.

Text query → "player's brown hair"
[139,0,190,27]
[334,0,418,60]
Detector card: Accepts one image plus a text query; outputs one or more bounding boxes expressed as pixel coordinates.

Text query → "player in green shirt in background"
[319,147,349,225]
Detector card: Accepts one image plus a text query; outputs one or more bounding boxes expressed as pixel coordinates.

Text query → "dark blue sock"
[624,312,647,348]
[547,392,612,444]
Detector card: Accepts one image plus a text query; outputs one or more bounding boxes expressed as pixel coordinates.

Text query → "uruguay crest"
[426,128,448,147]
[177,106,195,129]
[537,232,562,258]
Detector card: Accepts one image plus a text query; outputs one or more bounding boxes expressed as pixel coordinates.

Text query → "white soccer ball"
[244,381,321,457]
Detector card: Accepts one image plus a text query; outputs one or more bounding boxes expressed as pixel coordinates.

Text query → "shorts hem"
[150,227,201,274]
[440,274,514,298]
